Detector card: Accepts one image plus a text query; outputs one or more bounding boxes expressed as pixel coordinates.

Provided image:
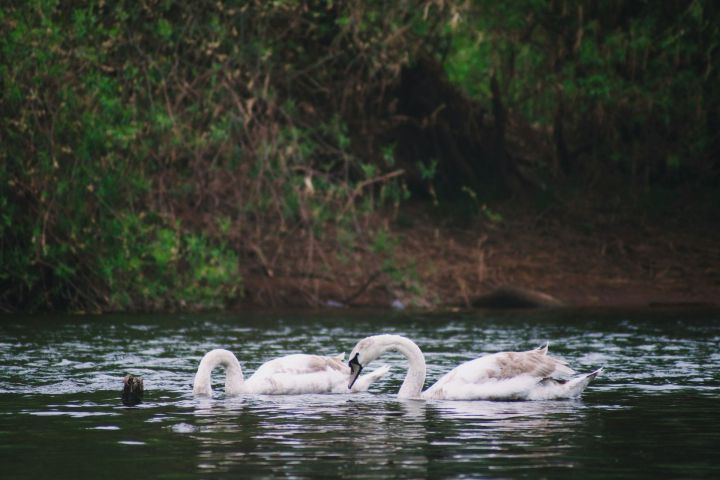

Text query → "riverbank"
[238,191,720,310]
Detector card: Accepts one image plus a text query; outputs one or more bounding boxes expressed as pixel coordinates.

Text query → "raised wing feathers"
[489,350,575,380]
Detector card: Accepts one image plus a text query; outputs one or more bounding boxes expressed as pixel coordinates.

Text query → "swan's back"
[245,354,350,394]
[433,349,574,385]
[422,347,592,400]
[251,354,348,377]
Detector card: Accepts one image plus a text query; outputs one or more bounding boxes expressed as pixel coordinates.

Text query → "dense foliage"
[2,0,718,311]
[445,0,720,187]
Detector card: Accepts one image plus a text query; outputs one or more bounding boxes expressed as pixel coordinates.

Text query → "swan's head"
[347,336,389,389]
[348,352,364,389]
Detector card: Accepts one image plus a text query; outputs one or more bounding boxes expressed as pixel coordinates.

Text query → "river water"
[1,308,719,478]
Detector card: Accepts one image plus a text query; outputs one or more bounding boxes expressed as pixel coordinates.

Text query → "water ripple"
[1,310,719,479]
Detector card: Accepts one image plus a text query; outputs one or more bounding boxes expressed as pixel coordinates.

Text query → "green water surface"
[1,309,718,478]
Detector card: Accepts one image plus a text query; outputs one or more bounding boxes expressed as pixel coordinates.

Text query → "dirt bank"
[238,194,720,310]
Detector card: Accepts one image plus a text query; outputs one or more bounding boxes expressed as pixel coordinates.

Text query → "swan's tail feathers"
[350,364,390,392]
[371,364,390,378]
[530,367,602,400]
[536,342,549,355]
[566,367,603,397]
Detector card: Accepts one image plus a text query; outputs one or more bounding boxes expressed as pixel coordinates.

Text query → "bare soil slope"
[239,195,720,309]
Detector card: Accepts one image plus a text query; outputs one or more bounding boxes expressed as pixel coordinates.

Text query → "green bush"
[444,1,720,184]
[1,1,436,311]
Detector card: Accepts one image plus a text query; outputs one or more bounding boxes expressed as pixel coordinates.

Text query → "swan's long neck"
[192,349,245,395]
[375,335,426,399]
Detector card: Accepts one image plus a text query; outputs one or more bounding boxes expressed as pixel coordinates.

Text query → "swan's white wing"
[437,350,575,385]
[423,350,576,400]
[244,354,349,394]
[250,354,348,377]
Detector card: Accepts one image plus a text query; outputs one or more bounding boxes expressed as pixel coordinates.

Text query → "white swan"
[193,349,389,396]
[347,335,602,401]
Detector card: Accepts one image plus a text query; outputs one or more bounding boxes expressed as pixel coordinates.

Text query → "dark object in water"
[122,375,144,406]
[472,286,563,309]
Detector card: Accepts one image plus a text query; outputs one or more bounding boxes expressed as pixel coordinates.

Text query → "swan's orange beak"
[348,353,363,389]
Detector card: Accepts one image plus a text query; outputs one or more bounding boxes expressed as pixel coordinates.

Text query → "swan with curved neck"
[347,335,601,401]
[193,348,389,396]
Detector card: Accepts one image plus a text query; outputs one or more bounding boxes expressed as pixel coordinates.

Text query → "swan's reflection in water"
[427,399,588,466]
[178,393,593,477]
[183,394,430,477]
